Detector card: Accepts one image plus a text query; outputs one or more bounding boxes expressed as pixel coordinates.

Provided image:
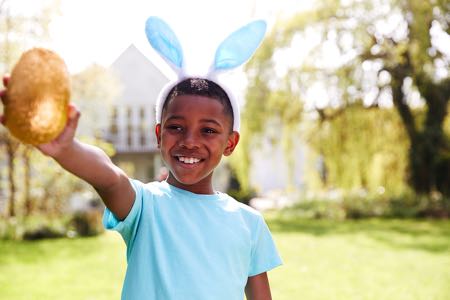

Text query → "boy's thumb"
[68,104,80,118]
[67,104,81,128]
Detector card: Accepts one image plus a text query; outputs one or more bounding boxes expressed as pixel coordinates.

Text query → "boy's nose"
[179,131,199,149]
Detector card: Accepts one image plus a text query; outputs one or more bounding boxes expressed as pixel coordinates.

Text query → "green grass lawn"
[1,217,449,299]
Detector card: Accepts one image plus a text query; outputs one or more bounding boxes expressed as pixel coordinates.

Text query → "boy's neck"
[166,173,215,195]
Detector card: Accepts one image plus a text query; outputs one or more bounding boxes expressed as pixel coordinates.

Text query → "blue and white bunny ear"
[145,16,184,71]
[212,20,267,72]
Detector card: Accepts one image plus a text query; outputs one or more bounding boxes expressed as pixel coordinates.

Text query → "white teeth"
[178,156,200,164]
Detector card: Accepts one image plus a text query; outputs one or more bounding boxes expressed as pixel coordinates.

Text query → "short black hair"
[162,78,234,131]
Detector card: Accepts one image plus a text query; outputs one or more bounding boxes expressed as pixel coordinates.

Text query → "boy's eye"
[202,128,218,134]
[166,124,183,132]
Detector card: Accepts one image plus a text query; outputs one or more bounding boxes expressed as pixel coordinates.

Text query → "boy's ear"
[223,131,240,156]
[155,124,162,148]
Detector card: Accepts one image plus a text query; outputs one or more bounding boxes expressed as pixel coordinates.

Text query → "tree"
[241,0,449,196]
[359,0,449,195]
[0,1,119,220]
[0,0,60,217]
[307,104,409,193]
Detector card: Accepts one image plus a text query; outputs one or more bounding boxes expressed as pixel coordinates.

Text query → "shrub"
[342,195,390,219]
[0,216,67,240]
[0,218,25,240]
[68,211,104,237]
[227,188,257,205]
[282,192,450,220]
[0,211,105,240]
[280,199,346,220]
[23,226,65,240]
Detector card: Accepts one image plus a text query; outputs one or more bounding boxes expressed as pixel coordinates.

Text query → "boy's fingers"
[0,90,7,105]
[3,75,10,87]
[0,115,5,125]
[68,103,80,119]
[1,75,10,105]
[68,103,76,115]
[67,103,81,129]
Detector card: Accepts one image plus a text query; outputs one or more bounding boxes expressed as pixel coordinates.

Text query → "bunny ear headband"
[145,16,267,132]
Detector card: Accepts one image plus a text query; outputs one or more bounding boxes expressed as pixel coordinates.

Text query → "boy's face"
[155,94,239,194]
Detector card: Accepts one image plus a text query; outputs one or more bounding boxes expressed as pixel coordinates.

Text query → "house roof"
[110,44,170,106]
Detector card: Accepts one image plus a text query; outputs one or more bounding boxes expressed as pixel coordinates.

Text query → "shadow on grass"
[266,215,450,253]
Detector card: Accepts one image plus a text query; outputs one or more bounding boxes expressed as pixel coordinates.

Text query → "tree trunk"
[389,50,450,196]
[415,74,450,195]
[23,146,33,216]
[6,137,17,217]
[409,136,435,194]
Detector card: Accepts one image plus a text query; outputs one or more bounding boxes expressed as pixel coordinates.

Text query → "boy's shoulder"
[221,192,262,216]
[141,180,168,196]
[136,180,262,217]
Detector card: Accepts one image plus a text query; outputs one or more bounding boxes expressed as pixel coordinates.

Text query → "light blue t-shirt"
[103,180,282,300]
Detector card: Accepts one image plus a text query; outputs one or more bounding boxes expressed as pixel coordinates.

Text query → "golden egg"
[4,48,70,145]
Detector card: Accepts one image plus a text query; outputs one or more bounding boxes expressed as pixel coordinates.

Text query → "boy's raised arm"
[1,76,135,220]
[43,107,135,220]
[55,141,134,221]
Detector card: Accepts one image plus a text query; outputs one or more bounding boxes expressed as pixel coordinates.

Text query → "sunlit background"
[1,0,449,299]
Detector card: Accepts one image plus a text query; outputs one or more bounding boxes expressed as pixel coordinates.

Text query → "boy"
[1,75,282,299]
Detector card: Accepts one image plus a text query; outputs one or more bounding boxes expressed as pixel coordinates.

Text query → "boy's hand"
[0,75,10,124]
[36,104,80,158]
[2,77,134,220]
[0,75,9,125]
[1,74,80,158]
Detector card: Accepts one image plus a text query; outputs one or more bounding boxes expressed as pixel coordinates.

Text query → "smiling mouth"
[175,156,202,164]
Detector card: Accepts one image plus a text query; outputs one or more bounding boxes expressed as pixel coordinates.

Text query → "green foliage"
[0,0,60,71]
[0,1,119,223]
[0,209,105,240]
[227,189,256,206]
[0,215,67,240]
[0,218,24,240]
[0,0,62,219]
[237,0,449,196]
[279,199,347,220]
[23,225,66,240]
[224,162,257,204]
[0,106,116,223]
[280,192,450,220]
[68,211,104,237]
[307,104,409,192]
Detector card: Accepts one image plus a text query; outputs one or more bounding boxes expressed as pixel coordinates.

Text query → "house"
[106,44,169,182]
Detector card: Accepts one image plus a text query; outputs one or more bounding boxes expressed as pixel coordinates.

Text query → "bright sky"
[45,0,313,76]
[3,0,313,110]
[11,0,447,110]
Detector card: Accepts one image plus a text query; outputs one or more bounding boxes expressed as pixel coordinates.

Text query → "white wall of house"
[250,137,306,194]
[108,44,169,182]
